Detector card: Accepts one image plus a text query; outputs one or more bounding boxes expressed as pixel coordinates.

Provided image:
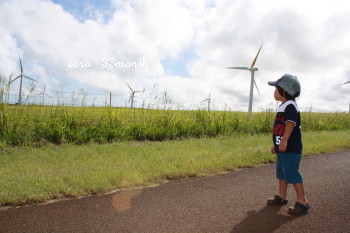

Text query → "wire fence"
[1,86,349,113]
[1,88,249,112]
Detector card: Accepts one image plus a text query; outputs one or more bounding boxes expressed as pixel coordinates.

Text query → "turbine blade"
[126,82,133,91]
[33,93,42,97]
[226,67,249,70]
[250,43,263,68]
[24,75,38,82]
[19,57,23,73]
[10,75,21,84]
[254,79,261,97]
[341,81,350,86]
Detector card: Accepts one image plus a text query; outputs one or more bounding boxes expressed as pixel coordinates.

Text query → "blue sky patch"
[51,0,114,23]
[161,48,198,78]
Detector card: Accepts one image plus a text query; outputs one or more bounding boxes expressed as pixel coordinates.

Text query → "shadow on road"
[230,205,301,233]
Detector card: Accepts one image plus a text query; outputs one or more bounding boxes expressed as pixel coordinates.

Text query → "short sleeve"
[284,104,297,125]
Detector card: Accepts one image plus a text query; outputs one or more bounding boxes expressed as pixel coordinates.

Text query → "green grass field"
[1,104,350,206]
[1,130,349,207]
[1,103,349,146]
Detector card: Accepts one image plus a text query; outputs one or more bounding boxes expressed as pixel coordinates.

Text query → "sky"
[0,0,350,112]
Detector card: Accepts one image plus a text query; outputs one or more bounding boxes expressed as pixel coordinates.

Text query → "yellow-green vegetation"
[0,131,349,206]
[1,103,349,146]
[1,103,350,206]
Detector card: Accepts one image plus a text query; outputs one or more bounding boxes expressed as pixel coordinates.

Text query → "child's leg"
[276,154,288,199]
[279,179,288,200]
[279,152,306,203]
[267,180,288,205]
[293,183,308,205]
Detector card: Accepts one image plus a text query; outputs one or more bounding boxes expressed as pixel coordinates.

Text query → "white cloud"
[0,27,23,76]
[188,0,350,112]
[0,0,349,111]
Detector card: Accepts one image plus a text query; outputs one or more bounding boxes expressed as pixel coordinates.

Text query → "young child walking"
[267,74,310,214]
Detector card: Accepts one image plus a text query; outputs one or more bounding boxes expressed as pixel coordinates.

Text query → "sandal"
[267,195,288,205]
[288,202,310,214]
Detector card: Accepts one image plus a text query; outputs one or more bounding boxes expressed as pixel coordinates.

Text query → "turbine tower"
[10,57,38,105]
[126,83,143,109]
[35,84,51,105]
[227,44,263,117]
[341,81,350,113]
[202,92,212,112]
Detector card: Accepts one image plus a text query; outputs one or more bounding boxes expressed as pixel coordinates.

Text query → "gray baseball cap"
[268,74,301,96]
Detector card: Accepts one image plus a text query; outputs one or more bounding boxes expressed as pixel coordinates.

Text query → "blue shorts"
[276,152,303,184]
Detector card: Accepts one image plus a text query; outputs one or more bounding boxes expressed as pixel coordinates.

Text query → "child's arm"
[279,121,295,152]
[270,145,276,154]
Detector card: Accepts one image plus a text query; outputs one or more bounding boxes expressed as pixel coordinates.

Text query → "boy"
[267,74,310,214]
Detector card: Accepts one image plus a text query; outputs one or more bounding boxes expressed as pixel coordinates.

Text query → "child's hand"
[278,122,293,152]
[270,145,276,154]
[279,140,288,152]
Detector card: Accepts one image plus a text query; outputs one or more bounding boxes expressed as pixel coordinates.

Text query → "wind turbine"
[35,84,51,105]
[126,83,143,109]
[341,81,350,86]
[227,44,263,117]
[10,57,38,105]
[223,101,229,111]
[341,81,350,113]
[307,104,313,116]
[202,92,213,112]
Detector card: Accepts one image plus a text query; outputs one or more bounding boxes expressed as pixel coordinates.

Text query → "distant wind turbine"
[35,84,51,105]
[227,44,263,117]
[10,57,38,104]
[307,104,313,115]
[202,92,212,112]
[341,81,350,113]
[126,83,144,109]
[223,101,229,111]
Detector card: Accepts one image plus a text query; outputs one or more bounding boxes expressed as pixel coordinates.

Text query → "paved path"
[1,150,349,233]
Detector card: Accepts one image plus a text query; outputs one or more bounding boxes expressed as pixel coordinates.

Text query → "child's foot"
[267,195,288,205]
[288,202,310,214]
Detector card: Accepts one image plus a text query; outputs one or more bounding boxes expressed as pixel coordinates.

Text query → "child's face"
[274,88,286,102]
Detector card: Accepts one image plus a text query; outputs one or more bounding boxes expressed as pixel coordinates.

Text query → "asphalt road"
[1,150,349,233]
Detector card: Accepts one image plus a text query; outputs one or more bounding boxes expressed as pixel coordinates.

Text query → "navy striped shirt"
[273,100,302,153]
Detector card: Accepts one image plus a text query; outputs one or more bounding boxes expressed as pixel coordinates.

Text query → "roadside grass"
[1,130,349,207]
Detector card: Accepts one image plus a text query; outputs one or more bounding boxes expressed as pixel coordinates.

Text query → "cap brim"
[268,81,277,86]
